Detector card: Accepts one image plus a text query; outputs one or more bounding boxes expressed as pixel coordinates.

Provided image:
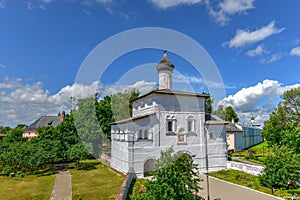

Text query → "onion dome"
[156,50,174,72]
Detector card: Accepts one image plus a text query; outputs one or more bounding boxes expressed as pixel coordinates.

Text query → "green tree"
[111,90,139,121]
[282,88,300,121]
[262,104,287,146]
[135,148,201,200]
[67,142,90,169]
[96,96,114,140]
[262,88,300,147]
[225,106,239,123]
[281,122,300,153]
[213,105,226,120]
[205,96,213,114]
[259,145,300,194]
[0,126,11,135]
[73,97,102,158]
[4,126,25,143]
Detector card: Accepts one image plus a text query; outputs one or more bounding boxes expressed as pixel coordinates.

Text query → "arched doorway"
[144,158,155,177]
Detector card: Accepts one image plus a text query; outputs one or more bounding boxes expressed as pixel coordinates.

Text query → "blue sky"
[1,0,300,127]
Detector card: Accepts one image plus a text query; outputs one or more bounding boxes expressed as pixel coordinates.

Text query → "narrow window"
[187,121,192,132]
[139,130,143,139]
[168,121,173,132]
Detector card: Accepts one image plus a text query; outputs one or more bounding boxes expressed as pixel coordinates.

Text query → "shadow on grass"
[35,166,56,177]
[126,178,137,200]
[67,159,100,171]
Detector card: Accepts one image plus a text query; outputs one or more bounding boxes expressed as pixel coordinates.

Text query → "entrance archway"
[144,158,155,177]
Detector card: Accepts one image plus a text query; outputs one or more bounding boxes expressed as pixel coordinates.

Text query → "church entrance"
[144,158,155,177]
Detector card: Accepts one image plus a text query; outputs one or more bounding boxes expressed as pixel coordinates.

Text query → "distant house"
[23,113,64,139]
[226,122,263,151]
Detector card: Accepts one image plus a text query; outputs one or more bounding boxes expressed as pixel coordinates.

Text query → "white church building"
[111,51,228,178]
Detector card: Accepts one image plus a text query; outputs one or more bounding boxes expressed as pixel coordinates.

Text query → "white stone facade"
[110,52,228,178]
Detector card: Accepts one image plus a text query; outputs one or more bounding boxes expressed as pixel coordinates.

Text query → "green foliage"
[96,96,114,140]
[262,87,300,148]
[73,97,103,158]
[0,126,11,134]
[282,88,300,121]
[213,105,226,120]
[262,104,287,146]
[0,113,91,176]
[282,122,300,153]
[111,90,139,121]
[4,126,25,143]
[225,106,239,123]
[67,142,90,169]
[135,148,201,200]
[204,96,213,114]
[259,145,300,191]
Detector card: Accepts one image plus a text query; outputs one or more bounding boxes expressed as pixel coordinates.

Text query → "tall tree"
[4,126,25,143]
[135,148,201,200]
[205,96,213,114]
[96,96,114,140]
[225,106,239,123]
[262,87,300,147]
[262,104,287,146]
[213,105,226,120]
[259,145,300,194]
[111,90,139,121]
[282,88,300,121]
[73,97,102,158]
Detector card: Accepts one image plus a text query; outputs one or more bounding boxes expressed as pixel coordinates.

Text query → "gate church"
[111,51,227,178]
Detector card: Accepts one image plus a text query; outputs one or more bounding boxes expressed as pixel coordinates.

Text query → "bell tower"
[156,50,174,90]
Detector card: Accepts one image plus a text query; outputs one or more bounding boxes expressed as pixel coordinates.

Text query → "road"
[198,174,283,200]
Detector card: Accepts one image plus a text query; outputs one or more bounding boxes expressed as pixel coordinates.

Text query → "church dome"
[156,50,174,72]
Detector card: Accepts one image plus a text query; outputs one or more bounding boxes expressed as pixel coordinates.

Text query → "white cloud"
[260,53,283,64]
[207,0,255,25]
[0,64,5,69]
[290,46,300,57]
[0,78,157,127]
[149,0,201,9]
[218,79,300,124]
[173,73,204,85]
[246,45,268,57]
[225,21,285,48]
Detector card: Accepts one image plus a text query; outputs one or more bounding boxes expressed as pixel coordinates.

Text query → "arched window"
[166,115,177,133]
[138,130,143,139]
[187,115,195,132]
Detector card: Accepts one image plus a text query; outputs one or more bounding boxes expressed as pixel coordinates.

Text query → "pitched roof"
[226,123,243,132]
[133,89,209,103]
[26,116,62,131]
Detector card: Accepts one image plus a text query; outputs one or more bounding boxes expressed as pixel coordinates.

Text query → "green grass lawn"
[230,141,270,165]
[0,171,56,200]
[69,159,124,200]
[248,141,269,151]
[210,170,299,199]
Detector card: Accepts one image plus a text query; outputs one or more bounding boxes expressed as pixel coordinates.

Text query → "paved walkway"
[232,157,265,167]
[198,174,283,200]
[50,163,72,200]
